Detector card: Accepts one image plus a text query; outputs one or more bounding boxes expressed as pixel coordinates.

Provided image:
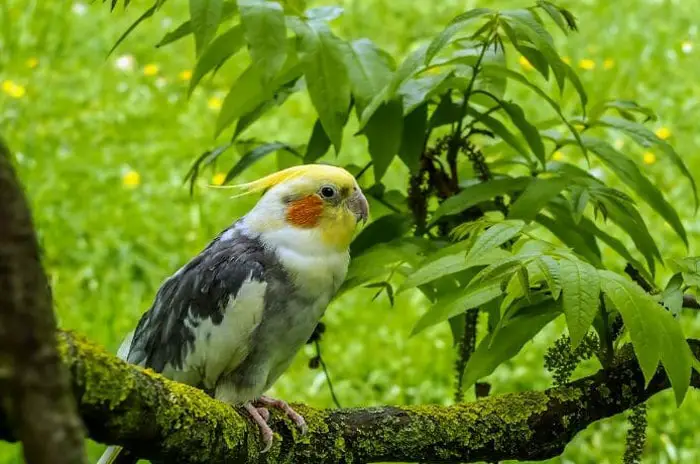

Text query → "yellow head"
[237,164,369,252]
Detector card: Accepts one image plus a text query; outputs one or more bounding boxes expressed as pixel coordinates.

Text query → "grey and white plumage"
[98,164,368,464]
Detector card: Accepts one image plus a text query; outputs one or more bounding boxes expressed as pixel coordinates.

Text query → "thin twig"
[314,340,342,409]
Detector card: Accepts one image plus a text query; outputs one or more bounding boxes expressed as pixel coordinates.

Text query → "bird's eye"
[320,186,337,199]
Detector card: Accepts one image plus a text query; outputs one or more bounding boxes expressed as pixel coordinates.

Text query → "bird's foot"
[254,395,308,435]
[243,402,274,453]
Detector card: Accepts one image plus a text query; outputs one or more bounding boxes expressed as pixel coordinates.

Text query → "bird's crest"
[214,164,356,197]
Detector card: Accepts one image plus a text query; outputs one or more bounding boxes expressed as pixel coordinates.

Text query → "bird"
[97,164,369,464]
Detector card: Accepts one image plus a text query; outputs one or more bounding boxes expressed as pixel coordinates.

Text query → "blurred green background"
[2,0,700,462]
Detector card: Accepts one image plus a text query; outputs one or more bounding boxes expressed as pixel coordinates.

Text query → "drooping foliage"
[105,0,699,420]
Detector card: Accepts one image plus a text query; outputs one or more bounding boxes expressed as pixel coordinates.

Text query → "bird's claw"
[255,395,307,435]
[243,402,274,453]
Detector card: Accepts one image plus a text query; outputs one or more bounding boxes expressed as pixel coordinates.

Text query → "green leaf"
[399,73,453,115]
[502,9,565,90]
[304,119,332,162]
[508,176,569,221]
[233,77,302,138]
[432,177,531,223]
[189,25,245,94]
[588,100,656,122]
[411,282,503,335]
[481,64,586,158]
[240,0,287,85]
[661,273,684,316]
[157,0,238,48]
[224,142,300,183]
[424,8,493,64]
[535,213,602,267]
[305,5,343,21]
[461,300,559,389]
[536,1,573,34]
[534,256,561,299]
[400,246,511,291]
[298,21,352,151]
[189,0,224,55]
[466,108,532,162]
[592,116,697,209]
[217,51,302,135]
[350,214,412,256]
[560,258,600,348]
[579,136,687,245]
[364,99,404,181]
[466,220,526,262]
[429,93,463,129]
[398,104,427,173]
[501,101,545,167]
[600,270,693,404]
[346,39,394,115]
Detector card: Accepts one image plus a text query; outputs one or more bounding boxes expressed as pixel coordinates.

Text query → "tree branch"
[1,331,698,464]
[0,140,86,464]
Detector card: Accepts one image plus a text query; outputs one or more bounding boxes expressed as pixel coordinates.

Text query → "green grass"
[2,0,700,462]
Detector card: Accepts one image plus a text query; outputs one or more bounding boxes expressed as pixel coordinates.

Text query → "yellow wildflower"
[519,56,533,71]
[208,96,223,110]
[655,127,671,140]
[603,58,615,70]
[212,172,227,186]
[562,56,571,65]
[552,151,564,161]
[179,70,193,81]
[122,170,141,188]
[1,80,26,98]
[26,57,39,69]
[143,64,159,76]
[578,59,596,70]
[643,152,656,165]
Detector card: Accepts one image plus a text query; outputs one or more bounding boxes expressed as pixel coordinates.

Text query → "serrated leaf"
[600,270,693,404]
[346,39,394,115]
[411,282,503,335]
[481,64,586,158]
[217,52,301,135]
[466,220,525,262]
[224,142,300,183]
[350,213,412,256]
[156,1,238,48]
[109,0,166,55]
[298,21,352,151]
[399,73,453,115]
[189,0,224,55]
[466,108,532,162]
[398,104,427,174]
[537,1,572,34]
[240,0,287,84]
[535,256,561,299]
[579,136,687,245]
[461,299,559,389]
[304,119,331,162]
[424,8,493,65]
[501,101,545,167]
[536,213,602,267]
[432,177,531,223]
[502,9,565,90]
[364,99,404,181]
[400,246,511,292]
[509,176,569,221]
[560,258,600,348]
[593,116,697,209]
[189,25,245,94]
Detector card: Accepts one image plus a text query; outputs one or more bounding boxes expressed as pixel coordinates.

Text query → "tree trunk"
[0,139,86,464]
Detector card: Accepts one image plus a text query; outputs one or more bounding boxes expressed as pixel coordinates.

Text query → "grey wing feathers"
[125,228,278,373]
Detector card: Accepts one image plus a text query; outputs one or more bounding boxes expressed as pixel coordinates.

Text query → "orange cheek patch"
[286,195,324,228]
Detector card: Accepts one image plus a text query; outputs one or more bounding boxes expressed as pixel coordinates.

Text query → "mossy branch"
[0,331,699,464]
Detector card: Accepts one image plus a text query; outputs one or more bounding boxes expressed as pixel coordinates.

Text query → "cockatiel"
[97,164,369,464]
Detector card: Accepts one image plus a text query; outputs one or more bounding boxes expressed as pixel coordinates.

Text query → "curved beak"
[347,188,369,225]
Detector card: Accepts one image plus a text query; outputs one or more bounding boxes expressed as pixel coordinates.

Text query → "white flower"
[114,55,134,72]
[72,2,87,15]
[682,40,693,54]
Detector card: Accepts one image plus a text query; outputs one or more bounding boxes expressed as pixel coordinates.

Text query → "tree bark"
[1,330,697,464]
[0,140,86,464]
